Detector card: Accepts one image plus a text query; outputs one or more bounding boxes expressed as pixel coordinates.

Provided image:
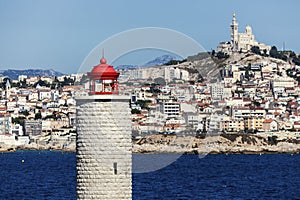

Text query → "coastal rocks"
[15,142,76,152]
[0,144,15,153]
[6,142,77,152]
[134,134,193,153]
[132,134,300,154]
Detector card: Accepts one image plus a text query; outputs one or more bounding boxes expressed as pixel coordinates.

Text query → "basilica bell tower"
[230,12,239,51]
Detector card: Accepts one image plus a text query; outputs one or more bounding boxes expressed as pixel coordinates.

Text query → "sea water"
[0,151,299,199]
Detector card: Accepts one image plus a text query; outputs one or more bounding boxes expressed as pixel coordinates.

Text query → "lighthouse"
[76,56,132,199]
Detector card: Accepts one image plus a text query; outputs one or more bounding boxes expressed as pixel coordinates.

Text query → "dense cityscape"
[0,13,300,152]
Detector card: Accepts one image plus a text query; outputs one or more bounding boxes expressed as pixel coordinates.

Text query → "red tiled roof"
[264,119,273,123]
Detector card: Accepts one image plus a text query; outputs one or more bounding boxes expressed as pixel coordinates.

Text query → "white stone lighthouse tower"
[76,56,132,199]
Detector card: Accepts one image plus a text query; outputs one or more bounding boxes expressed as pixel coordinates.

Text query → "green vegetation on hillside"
[244,45,300,66]
[136,100,152,110]
[269,46,288,61]
[164,59,187,65]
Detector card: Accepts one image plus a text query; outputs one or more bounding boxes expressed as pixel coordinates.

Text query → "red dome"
[91,64,117,74]
[88,58,119,80]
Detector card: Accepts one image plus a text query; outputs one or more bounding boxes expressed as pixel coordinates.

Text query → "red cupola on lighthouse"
[87,56,119,95]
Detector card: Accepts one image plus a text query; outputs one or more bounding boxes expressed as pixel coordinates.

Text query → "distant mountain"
[115,54,179,70]
[142,54,179,68]
[0,69,65,80]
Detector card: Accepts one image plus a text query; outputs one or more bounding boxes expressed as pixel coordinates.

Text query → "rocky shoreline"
[1,134,300,154]
[132,134,300,154]
[0,143,76,153]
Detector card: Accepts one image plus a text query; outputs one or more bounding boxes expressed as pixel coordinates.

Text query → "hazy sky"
[0,0,299,74]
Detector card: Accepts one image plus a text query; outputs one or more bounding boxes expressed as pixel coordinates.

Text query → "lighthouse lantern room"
[87,56,119,95]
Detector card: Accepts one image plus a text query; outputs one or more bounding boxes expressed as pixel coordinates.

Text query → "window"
[113,162,117,175]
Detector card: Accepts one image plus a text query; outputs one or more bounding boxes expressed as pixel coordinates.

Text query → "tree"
[80,74,88,84]
[263,49,268,57]
[20,110,30,116]
[12,117,25,126]
[253,101,261,107]
[165,59,187,66]
[269,46,278,58]
[216,51,229,59]
[154,77,166,86]
[35,112,42,120]
[148,86,161,94]
[211,50,216,56]
[250,46,261,55]
[293,57,300,66]
[245,70,250,80]
[165,60,179,65]
[290,51,296,58]
[1,78,11,89]
[269,46,288,61]
[62,77,75,86]
[244,63,251,80]
[3,77,11,84]
[19,80,28,88]
[279,52,288,61]
[198,74,204,83]
[34,80,49,87]
[136,100,152,110]
[131,108,141,114]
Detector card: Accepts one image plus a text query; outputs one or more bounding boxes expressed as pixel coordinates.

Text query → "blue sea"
[0,151,299,199]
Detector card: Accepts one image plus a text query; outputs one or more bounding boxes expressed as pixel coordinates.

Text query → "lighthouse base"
[76,95,132,199]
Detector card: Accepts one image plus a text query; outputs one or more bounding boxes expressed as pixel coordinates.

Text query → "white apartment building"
[232,107,266,119]
[26,77,39,85]
[164,67,190,83]
[273,77,295,88]
[210,82,224,100]
[38,89,51,100]
[41,76,54,84]
[0,114,11,134]
[160,100,180,118]
[18,75,28,82]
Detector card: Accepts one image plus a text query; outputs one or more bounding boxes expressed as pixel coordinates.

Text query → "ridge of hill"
[0,69,65,80]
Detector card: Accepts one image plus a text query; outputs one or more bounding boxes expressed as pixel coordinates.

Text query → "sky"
[0,0,300,74]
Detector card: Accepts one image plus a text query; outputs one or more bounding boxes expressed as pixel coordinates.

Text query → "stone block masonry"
[76,95,132,200]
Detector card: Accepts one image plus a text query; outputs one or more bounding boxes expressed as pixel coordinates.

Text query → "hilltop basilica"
[217,13,271,54]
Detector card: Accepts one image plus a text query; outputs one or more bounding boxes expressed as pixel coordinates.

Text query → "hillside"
[0,69,64,80]
[162,51,296,82]
[142,54,178,67]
